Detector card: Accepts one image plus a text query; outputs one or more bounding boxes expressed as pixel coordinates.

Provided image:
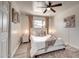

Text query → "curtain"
[45,16,49,34]
[28,15,33,38]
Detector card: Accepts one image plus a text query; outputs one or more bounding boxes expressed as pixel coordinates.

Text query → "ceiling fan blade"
[49,1,51,6]
[50,8,56,13]
[51,3,62,7]
[43,9,47,13]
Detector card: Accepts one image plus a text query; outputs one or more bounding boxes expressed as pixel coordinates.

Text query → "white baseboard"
[11,42,21,57]
[68,43,79,50]
[64,42,79,50]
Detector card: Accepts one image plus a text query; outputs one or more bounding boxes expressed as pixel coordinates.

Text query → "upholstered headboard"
[31,28,47,36]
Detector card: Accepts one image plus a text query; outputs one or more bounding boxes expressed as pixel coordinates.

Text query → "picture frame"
[64,15,75,28]
[12,8,19,23]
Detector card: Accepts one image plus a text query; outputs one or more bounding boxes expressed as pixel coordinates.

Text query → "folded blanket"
[45,36,56,51]
[37,35,57,51]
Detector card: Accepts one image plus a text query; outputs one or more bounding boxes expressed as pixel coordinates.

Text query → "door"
[0,1,9,58]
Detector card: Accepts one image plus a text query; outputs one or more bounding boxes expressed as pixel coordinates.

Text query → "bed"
[30,34,65,57]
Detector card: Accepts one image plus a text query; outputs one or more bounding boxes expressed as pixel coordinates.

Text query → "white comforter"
[30,35,65,57]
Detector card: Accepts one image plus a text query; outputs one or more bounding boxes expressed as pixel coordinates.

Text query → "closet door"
[3,2,9,32]
[0,2,2,32]
[0,2,2,58]
[0,1,9,58]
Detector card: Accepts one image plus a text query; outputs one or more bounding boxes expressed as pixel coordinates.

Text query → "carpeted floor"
[13,42,79,58]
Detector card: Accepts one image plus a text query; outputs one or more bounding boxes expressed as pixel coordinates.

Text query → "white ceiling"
[15,1,79,16]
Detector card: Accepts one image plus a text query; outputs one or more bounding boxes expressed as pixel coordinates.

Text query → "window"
[33,16,45,28]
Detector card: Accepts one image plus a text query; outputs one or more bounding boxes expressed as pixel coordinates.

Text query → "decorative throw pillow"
[49,33,57,40]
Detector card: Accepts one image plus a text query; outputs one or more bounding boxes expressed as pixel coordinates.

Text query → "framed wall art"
[64,15,75,28]
[12,8,19,23]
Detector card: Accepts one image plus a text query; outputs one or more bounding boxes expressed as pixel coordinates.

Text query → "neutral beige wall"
[10,2,22,57]
[49,16,54,33]
[54,5,79,49]
[20,14,29,36]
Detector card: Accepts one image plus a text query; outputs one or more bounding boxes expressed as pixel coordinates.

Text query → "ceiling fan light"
[47,8,50,10]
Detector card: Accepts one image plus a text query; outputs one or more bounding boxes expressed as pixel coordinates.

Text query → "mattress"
[30,35,65,57]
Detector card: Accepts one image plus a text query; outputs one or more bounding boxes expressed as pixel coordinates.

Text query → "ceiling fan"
[38,1,62,13]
